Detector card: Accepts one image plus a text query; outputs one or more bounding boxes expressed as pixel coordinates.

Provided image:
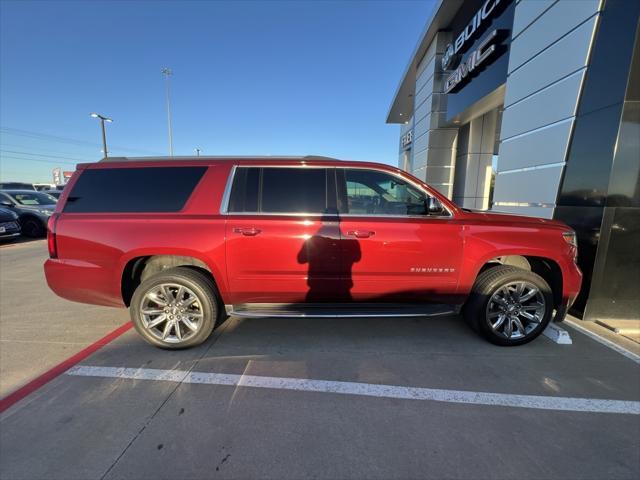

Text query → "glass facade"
[554,0,640,318]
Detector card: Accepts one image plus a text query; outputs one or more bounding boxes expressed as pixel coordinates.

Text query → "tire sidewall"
[471,268,553,346]
[130,269,217,349]
[22,217,44,237]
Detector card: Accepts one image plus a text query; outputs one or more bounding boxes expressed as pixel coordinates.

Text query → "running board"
[225,303,458,319]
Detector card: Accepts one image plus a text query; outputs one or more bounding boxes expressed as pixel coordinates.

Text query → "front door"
[336,168,463,303]
[225,166,341,304]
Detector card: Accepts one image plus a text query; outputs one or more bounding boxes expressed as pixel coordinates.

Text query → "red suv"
[44,156,582,348]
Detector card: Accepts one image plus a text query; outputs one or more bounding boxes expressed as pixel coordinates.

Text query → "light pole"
[161,67,174,156]
[90,113,113,158]
[194,148,201,157]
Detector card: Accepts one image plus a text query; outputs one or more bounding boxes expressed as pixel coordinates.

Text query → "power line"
[0,149,87,161]
[0,142,94,157]
[0,155,76,166]
[0,127,163,156]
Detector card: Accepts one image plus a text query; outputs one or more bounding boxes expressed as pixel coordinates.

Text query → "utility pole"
[194,148,201,157]
[161,67,174,156]
[90,113,113,158]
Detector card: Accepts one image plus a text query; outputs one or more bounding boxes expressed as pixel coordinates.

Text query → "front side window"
[341,169,432,216]
[228,167,334,214]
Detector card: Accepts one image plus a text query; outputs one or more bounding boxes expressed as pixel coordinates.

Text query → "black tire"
[463,265,553,346]
[21,217,45,237]
[130,267,222,349]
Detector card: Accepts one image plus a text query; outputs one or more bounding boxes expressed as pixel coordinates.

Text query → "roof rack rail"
[98,155,341,163]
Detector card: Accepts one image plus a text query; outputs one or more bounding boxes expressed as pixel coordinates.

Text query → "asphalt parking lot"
[1,241,639,480]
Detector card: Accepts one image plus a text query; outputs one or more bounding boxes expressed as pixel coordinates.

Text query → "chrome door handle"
[347,230,375,239]
[233,227,262,236]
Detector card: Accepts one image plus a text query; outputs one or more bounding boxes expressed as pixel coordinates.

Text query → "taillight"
[47,213,59,259]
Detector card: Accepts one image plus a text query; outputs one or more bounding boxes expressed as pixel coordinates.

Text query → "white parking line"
[565,318,640,365]
[66,365,640,415]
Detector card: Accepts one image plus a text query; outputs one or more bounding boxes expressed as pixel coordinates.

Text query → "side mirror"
[0,200,13,207]
[427,196,445,215]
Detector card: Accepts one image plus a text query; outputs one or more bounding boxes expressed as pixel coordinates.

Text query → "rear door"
[337,168,463,303]
[224,166,341,304]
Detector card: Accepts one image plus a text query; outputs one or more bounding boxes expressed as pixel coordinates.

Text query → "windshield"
[10,192,57,206]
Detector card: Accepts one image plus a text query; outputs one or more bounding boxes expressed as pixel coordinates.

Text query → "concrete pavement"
[0,240,129,397]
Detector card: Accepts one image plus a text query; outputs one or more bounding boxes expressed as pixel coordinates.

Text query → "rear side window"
[227,167,260,213]
[64,166,206,213]
[261,168,327,213]
[228,167,335,214]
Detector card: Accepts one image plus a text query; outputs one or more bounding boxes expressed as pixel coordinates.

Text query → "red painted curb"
[0,322,133,414]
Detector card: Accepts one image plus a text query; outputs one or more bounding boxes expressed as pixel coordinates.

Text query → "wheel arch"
[473,255,563,309]
[120,254,226,307]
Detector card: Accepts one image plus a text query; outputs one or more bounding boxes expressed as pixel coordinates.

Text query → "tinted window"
[228,167,331,214]
[342,169,428,216]
[228,167,259,212]
[262,168,327,213]
[0,183,35,190]
[64,166,206,213]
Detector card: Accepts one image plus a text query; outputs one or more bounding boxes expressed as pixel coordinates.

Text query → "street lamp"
[90,113,113,158]
[161,67,174,156]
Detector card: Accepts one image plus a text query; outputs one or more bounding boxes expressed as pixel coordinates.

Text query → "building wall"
[398,117,414,170]
[452,109,499,210]
[407,32,458,199]
[492,0,602,218]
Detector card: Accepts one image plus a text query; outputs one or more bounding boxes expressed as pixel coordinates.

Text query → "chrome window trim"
[219,165,237,214]
[220,164,454,219]
[341,167,454,219]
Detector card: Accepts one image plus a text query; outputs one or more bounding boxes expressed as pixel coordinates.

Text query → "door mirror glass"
[427,196,445,215]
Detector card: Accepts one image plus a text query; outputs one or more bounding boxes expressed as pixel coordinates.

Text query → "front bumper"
[0,220,21,238]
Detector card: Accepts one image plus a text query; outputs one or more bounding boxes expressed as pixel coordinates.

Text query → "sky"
[0,0,435,183]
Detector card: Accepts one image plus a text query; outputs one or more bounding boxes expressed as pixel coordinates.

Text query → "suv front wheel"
[130,267,220,349]
[464,265,553,346]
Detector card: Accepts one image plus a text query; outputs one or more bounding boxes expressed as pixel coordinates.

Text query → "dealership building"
[388,0,639,321]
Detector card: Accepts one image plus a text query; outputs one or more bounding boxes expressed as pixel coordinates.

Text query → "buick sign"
[444,30,501,93]
[441,43,458,70]
[441,0,506,71]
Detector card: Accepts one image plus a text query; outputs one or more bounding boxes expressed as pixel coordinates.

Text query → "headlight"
[563,231,578,262]
[562,231,577,247]
[38,209,53,216]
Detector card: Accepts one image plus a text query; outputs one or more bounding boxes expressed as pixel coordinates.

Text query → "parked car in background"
[33,183,57,191]
[0,206,21,241]
[44,156,582,349]
[43,190,62,199]
[0,182,35,191]
[0,190,56,237]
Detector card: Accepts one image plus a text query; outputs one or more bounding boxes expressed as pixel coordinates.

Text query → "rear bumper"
[44,258,125,308]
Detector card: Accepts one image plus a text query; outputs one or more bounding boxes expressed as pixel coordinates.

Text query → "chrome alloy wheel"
[139,283,203,344]
[486,281,546,340]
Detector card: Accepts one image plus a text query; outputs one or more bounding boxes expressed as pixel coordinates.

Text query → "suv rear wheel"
[130,267,220,349]
[464,265,553,346]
